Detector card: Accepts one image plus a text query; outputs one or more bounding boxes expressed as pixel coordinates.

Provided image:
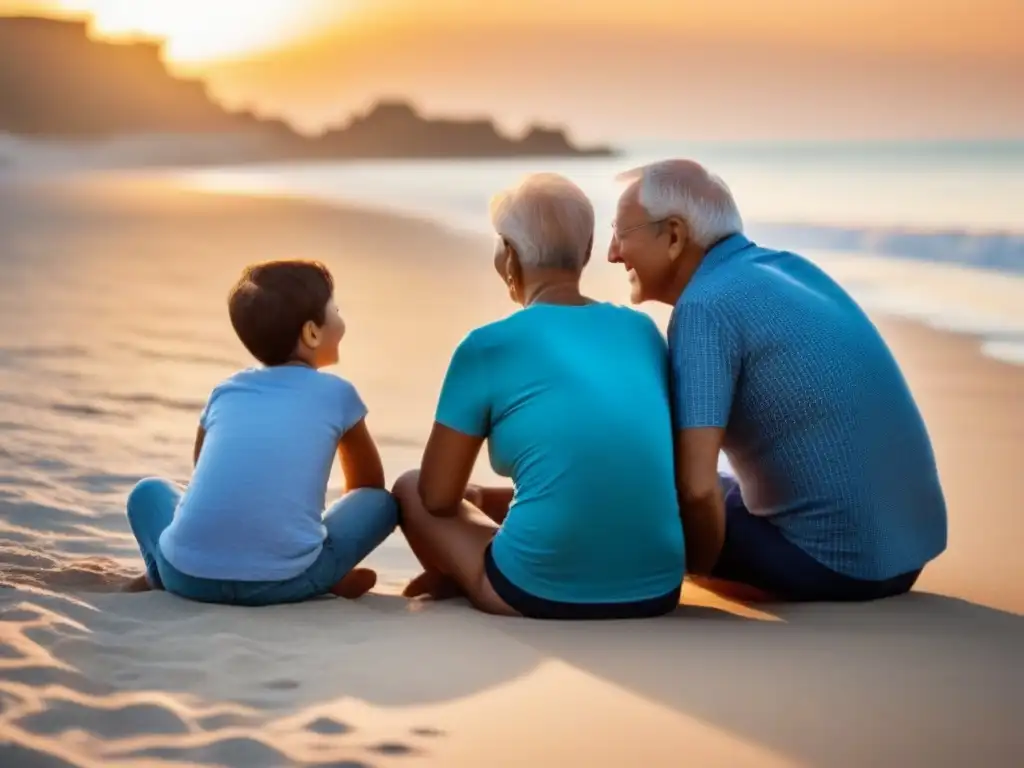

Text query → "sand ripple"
[0,595,449,766]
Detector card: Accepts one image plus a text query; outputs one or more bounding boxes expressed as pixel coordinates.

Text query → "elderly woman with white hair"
[391,173,685,619]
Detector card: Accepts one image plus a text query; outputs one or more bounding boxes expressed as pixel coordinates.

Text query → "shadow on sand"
[4,574,1022,766]
[494,590,1024,766]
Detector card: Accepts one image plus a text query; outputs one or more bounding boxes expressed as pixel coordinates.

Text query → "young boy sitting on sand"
[123,260,398,605]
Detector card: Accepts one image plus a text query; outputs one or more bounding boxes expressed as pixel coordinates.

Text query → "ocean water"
[167,139,1024,366]
[9,137,1021,366]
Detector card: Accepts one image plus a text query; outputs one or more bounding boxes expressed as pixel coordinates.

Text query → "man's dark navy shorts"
[711,475,921,602]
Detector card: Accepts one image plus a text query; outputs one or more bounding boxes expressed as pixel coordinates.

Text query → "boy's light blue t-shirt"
[436,302,685,604]
[159,366,367,581]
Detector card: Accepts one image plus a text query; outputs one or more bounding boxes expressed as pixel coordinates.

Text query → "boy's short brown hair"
[228,260,335,366]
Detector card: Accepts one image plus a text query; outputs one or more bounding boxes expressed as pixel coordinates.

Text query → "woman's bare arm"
[418,422,485,517]
[464,485,515,524]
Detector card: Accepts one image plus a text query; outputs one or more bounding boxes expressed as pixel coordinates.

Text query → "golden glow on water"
[179,171,297,198]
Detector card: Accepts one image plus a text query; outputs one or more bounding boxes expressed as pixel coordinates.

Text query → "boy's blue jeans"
[126,477,398,606]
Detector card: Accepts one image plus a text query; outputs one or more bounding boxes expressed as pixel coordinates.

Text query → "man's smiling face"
[608,181,671,304]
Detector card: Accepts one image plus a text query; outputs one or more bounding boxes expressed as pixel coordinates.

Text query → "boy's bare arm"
[337,417,386,491]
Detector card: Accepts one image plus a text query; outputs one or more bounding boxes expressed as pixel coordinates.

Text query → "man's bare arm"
[675,427,727,575]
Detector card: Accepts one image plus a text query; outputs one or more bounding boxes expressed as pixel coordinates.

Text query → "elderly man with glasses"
[608,159,948,602]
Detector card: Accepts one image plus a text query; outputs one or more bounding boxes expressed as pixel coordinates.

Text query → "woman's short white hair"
[617,160,743,249]
[489,173,594,271]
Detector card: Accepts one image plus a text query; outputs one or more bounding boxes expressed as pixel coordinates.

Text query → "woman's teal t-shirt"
[435,302,685,604]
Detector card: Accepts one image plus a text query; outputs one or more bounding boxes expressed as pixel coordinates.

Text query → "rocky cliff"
[0,16,614,159]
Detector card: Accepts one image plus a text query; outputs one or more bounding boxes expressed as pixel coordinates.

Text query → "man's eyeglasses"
[610,218,668,241]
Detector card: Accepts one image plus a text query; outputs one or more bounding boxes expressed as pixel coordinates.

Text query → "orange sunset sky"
[2,0,1022,141]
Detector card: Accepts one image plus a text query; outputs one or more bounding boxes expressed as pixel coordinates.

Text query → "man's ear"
[583,235,593,266]
[666,216,689,262]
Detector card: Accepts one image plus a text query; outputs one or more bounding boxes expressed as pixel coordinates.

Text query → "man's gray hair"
[617,160,743,249]
[489,173,595,271]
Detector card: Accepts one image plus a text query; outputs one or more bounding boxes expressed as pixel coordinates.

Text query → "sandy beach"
[1,178,1022,767]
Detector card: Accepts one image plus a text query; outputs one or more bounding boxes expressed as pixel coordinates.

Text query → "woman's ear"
[504,244,523,304]
[492,236,507,278]
[507,247,523,281]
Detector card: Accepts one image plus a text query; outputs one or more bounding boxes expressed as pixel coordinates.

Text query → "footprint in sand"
[306,716,352,735]
[411,727,444,737]
[368,741,416,756]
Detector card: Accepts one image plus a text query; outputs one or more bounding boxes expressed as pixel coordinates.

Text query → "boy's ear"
[300,319,321,349]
